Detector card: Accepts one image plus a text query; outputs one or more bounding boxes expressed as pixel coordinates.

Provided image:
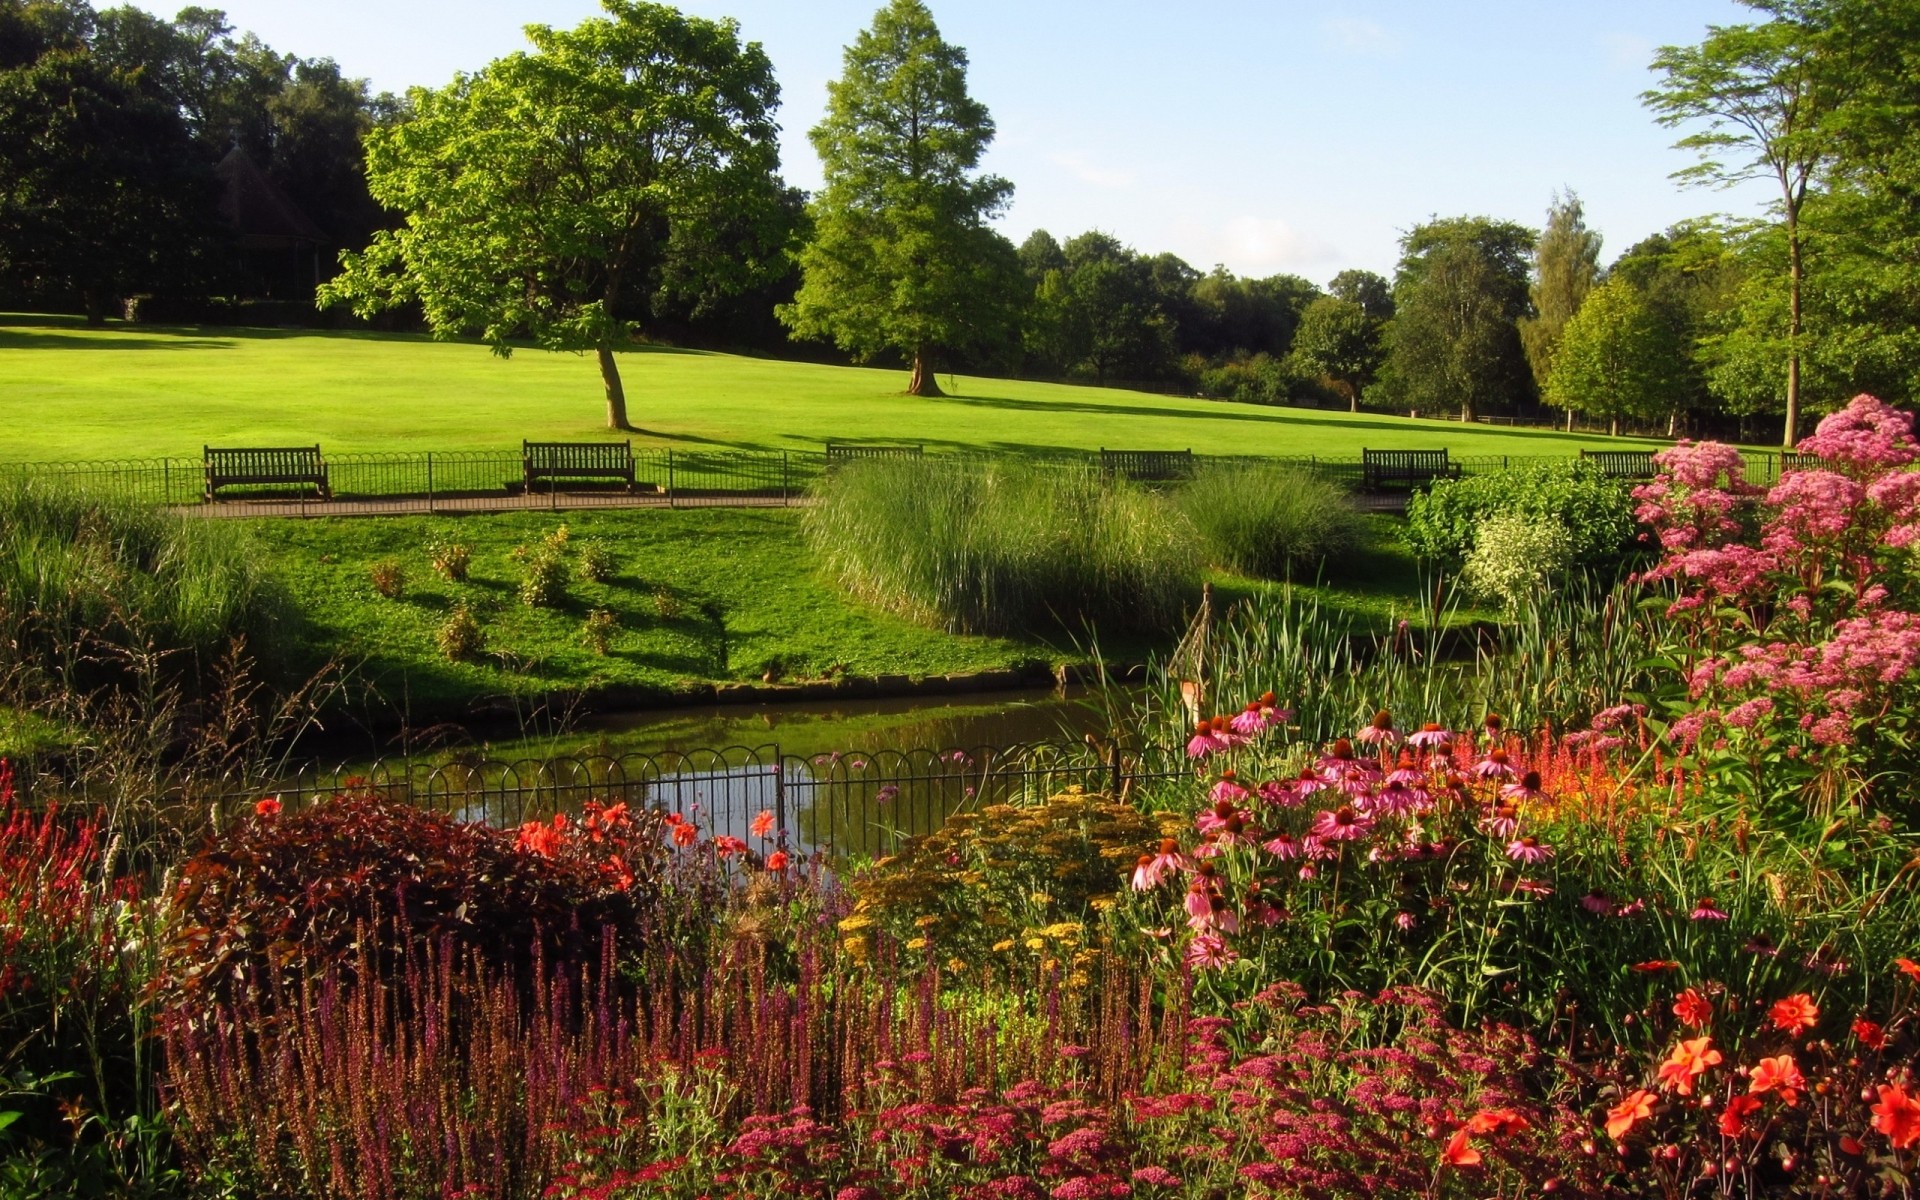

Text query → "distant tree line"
[7,0,1920,440]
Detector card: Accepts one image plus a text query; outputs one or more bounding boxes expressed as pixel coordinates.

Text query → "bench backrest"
[1099,449,1194,481]
[1779,451,1830,474]
[825,442,924,463]
[523,441,634,472]
[1579,449,1658,478]
[1362,449,1451,470]
[204,445,325,479]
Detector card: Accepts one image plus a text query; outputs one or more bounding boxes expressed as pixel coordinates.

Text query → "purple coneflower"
[1615,897,1647,918]
[1370,780,1427,817]
[1263,831,1301,860]
[1471,748,1517,779]
[1579,891,1615,915]
[1208,773,1251,804]
[1132,839,1189,891]
[1183,881,1213,923]
[1407,723,1452,749]
[1505,836,1554,864]
[1189,892,1240,934]
[1257,779,1298,808]
[1229,703,1269,737]
[1690,896,1730,921]
[1394,911,1418,931]
[1479,804,1520,838]
[1195,798,1239,835]
[1185,933,1237,970]
[1312,806,1374,842]
[1186,723,1226,759]
[1355,709,1399,746]
[1499,770,1544,802]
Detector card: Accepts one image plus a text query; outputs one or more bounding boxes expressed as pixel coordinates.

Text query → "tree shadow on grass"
[0,328,236,352]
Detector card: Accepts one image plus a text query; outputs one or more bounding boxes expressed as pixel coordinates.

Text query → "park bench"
[204,445,329,501]
[1361,448,1458,493]
[523,440,637,492]
[1779,450,1831,475]
[1099,448,1195,482]
[824,442,924,469]
[1579,449,1658,480]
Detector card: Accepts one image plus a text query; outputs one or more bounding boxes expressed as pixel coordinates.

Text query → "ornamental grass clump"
[806,458,1201,635]
[1173,461,1362,578]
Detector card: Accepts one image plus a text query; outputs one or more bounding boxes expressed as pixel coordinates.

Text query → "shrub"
[1174,462,1360,577]
[1462,513,1574,612]
[519,550,567,608]
[543,523,571,554]
[806,458,1202,635]
[1405,458,1637,568]
[652,587,681,621]
[582,608,616,655]
[437,602,484,662]
[368,558,406,599]
[429,540,471,582]
[576,538,613,582]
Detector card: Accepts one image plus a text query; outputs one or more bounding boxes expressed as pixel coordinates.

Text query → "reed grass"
[1173,461,1362,579]
[806,458,1202,636]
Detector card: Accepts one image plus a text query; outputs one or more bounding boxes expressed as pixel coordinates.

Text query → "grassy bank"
[0,313,1666,461]
[251,507,1449,728]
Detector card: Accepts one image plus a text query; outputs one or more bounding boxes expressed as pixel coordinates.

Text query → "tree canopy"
[779,0,1022,396]
[1518,191,1603,398]
[1374,217,1537,421]
[1547,276,1689,436]
[319,0,792,429]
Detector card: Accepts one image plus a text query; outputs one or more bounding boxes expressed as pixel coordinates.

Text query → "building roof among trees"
[215,146,327,248]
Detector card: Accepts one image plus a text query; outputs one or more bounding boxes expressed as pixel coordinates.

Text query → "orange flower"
[1872,1084,1920,1150]
[671,821,698,847]
[1606,1089,1656,1140]
[1748,1054,1805,1106]
[766,850,790,872]
[1897,957,1920,981]
[1656,1036,1723,1096]
[1768,993,1819,1037]
[1853,1017,1887,1051]
[1464,1107,1530,1136]
[1671,987,1712,1029]
[750,809,775,838]
[253,797,281,818]
[1718,1093,1764,1138]
[1441,1129,1482,1168]
[1631,960,1682,973]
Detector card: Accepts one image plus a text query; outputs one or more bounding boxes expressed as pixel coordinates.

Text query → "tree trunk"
[1347,383,1358,414]
[1667,409,1679,439]
[1609,416,1620,437]
[1460,401,1473,424]
[1784,218,1803,448]
[82,290,107,327]
[598,345,632,431]
[1565,410,1574,434]
[907,344,944,397]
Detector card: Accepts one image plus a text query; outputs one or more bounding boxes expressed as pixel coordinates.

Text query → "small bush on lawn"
[1174,461,1361,577]
[436,602,484,661]
[368,557,406,598]
[576,538,613,582]
[1406,457,1638,569]
[518,549,567,607]
[582,608,616,655]
[807,458,1201,635]
[429,540,470,582]
[1463,512,1575,612]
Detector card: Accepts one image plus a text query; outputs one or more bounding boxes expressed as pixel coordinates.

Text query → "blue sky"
[135,0,1779,280]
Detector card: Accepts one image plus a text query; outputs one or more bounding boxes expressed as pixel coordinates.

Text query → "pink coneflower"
[1408,723,1452,749]
[1506,836,1554,864]
[1384,754,1427,786]
[1263,831,1302,859]
[1312,805,1374,842]
[1257,779,1298,807]
[1370,780,1428,817]
[1134,838,1189,891]
[1480,804,1520,838]
[1580,891,1615,915]
[1187,723,1226,758]
[1355,709,1399,746]
[1188,891,1240,934]
[1195,798,1240,835]
[1319,737,1360,769]
[1499,770,1544,802]
[1208,771,1251,804]
[1292,767,1330,798]
[1303,833,1339,860]
[1472,748,1517,779]
[1394,911,1418,931]
[1690,897,1730,921]
[1510,878,1554,897]
[1185,933,1237,970]
[1615,897,1648,918]
[1298,863,1318,881]
[1184,881,1213,923]
[1246,900,1284,927]
[1229,703,1269,737]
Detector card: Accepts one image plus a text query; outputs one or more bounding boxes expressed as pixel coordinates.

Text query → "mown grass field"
[250,508,1443,727]
[0,313,1665,461]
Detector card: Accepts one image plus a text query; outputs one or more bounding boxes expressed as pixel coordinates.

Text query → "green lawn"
[252,508,1449,726]
[0,313,1666,461]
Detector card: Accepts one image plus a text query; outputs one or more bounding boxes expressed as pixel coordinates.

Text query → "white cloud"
[1320,16,1400,59]
[1177,215,1341,276]
[1600,32,1655,72]
[1046,151,1135,190]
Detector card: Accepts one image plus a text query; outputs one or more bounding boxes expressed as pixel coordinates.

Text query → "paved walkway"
[175,491,805,518]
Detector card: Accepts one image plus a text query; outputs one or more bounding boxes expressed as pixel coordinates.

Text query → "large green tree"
[1546,276,1689,436]
[1027,232,1176,384]
[1518,190,1603,409]
[1644,1,1839,445]
[320,0,789,429]
[1375,216,1537,421]
[1289,295,1385,412]
[780,0,1022,397]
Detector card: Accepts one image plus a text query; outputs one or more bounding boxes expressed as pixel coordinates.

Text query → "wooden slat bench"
[1361,448,1458,492]
[1099,448,1195,482]
[1779,451,1831,475]
[523,440,636,492]
[204,445,329,501]
[824,442,924,468]
[1579,449,1658,480]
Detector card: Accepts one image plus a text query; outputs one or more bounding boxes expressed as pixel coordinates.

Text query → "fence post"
[426,452,435,515]
[162,460,171,507]
[782,451,790,507]
[668,450,676,509]
[773,745,789,843]
[1108,742,1123,797]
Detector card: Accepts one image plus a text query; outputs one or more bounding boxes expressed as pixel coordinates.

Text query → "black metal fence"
[0,447,1807,513]
[207,741,1197,860]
